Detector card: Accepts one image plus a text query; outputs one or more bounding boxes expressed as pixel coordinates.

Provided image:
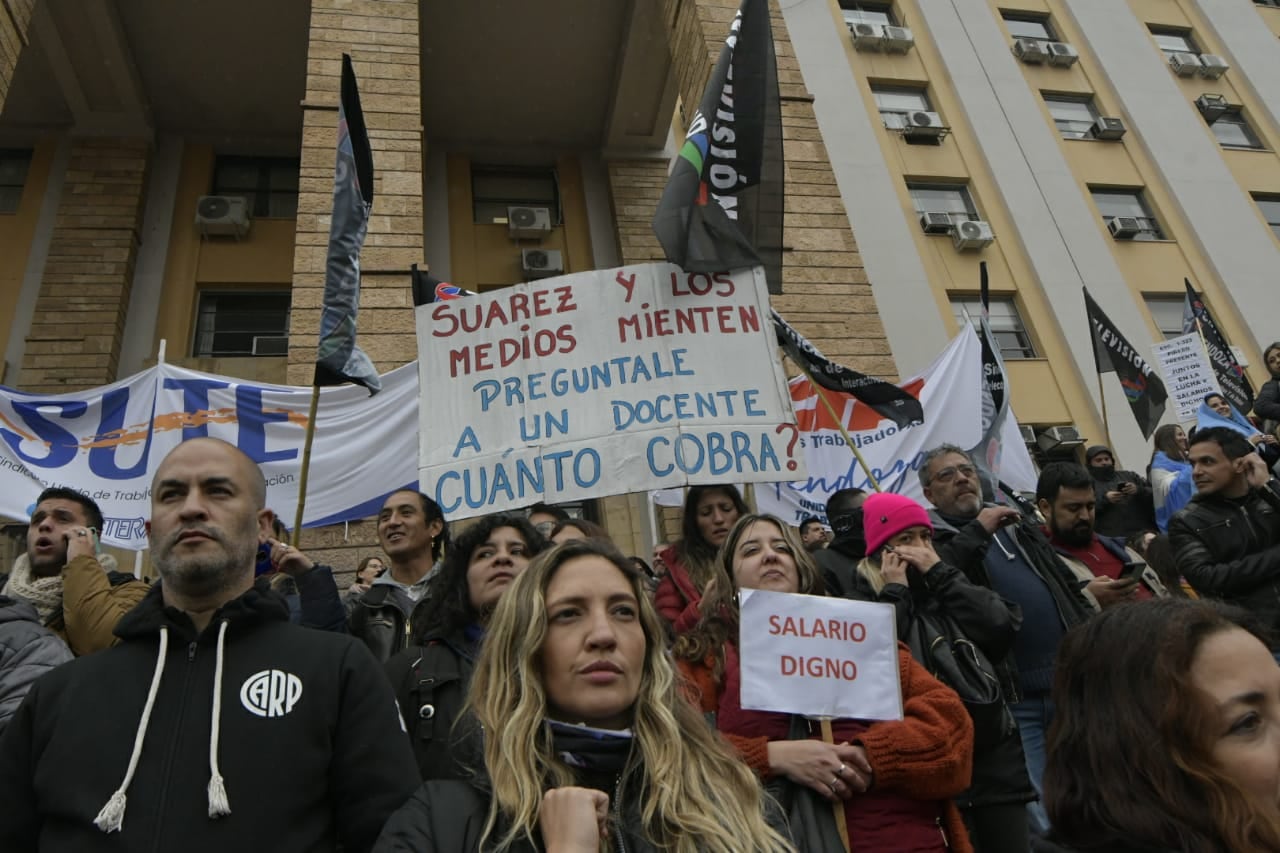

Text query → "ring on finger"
[837,764,847,777]
[830,776,840,789]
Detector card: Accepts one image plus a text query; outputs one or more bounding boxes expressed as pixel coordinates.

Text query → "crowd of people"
[0,378,1278,851]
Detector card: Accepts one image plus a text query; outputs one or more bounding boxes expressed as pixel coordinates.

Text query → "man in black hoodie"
[813,487,866,597]
[1084,444,1155,539]
[0,437,419,853]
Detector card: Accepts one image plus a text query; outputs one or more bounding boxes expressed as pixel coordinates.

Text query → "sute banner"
[0,362,421,549]
[415,263,802,519]
[738,589,902,720]
[1151,333,1220,423]
[756,330,1039,527]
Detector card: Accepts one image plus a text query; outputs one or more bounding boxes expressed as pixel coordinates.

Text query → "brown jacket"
[51,555,148,656]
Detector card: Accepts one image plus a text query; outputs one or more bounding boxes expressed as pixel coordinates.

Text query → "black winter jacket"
[384,631,479,782]
[351,582,419,662]
[1169,483,1280,640]
[1255,377,1280,426]
[0,583,420,853]
[1089,469,1155,538]
[848,558,1032,809]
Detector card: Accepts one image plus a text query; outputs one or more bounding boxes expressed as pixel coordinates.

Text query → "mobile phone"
[255,542,274,576]
[86,527,101,554]
[1119,560,1147,584]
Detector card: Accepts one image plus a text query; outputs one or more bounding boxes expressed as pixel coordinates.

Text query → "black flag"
[1182,279,1254,414]
[1083,287,1168,439]
[652,0,784,292]
[772,309,923,429]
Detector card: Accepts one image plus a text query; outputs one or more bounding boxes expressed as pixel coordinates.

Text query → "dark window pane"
[1004,16,1053,40]
[211,156,300,219]
[193,292,292,358]
[0,149,33,214]
[472,166,560,224]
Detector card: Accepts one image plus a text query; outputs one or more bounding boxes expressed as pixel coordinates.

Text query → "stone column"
[0,0,36,112]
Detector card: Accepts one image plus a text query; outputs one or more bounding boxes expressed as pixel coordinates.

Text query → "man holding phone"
[1036,462,1167,608]
[0,487,147,656]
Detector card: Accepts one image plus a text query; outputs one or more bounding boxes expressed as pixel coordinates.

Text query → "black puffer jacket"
[383,630,479,782]
[1169,483,1280,640]
[848,558,1033,809]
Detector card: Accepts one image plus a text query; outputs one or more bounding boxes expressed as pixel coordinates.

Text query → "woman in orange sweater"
[674,513,975,852]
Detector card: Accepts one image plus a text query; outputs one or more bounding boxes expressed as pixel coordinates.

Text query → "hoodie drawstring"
[207,618,231,818]
[94,625,170,833]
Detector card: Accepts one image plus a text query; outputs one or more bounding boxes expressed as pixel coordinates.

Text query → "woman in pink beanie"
[853,492,1034,853]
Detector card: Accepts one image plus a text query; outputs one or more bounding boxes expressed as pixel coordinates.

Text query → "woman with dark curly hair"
[1037,598,1280,852]
[384,514,548,780]
[653,484,748,636]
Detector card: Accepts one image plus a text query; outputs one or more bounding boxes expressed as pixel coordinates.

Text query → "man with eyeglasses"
[920,444,1095,838]
[525,502,569,538]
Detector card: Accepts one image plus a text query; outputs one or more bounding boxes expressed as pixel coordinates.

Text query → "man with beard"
[1036,462,1163,607]
[1084,445,1154,539]
[0,438,418,853]
[813,488,866,596]
[1,487,147,656]
[920,444,1095,837]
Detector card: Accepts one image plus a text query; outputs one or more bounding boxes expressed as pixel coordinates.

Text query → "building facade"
[1,0,1277,569]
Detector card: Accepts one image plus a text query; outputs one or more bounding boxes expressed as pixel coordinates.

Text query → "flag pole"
[1094,370,1116,458]
[291,384,321,546]
[819,719,852,852]
[790,357,883,493]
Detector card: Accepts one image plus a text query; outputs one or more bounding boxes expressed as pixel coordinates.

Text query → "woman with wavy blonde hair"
[374,538,794,853]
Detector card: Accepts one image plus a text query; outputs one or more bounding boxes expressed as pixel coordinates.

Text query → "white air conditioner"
[920,212,954,234]
[507,206,553,239]
[1046,42,1079,66]
[251,335,289,357]
[1168,52,1202,76]
[902,110,945,140]
[1019,424,1037,445]
[952,219,994,251]
[1090,116,1127,140]
[195,196,250,237]
[1108,216,1142,239]
[849,21,883,50]
[1042,425,1084,446]
[1195,93,1230,121]
[881,25,914,53]
[1013,38,1049,64]
[1198,54,1229,79]
[521,248,563,279]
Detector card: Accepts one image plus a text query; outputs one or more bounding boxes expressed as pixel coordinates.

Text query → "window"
[1043,94,1100,139]
[0,149,33,214]
[471,166,560,225]
[211,156,299,218]
[1254,194,1280,239]
[950,297,1037,359]
[1002,13,1054,41]
[838,1,895,27]
[1255,0,1280,7]
[1209,109,1264,149]
[193,292,292,358]
[1144,296,1186,339]
[1090,188,1165,240]
[1149,28,1197,55]
[908,183,979,226]
[872,85,932,129]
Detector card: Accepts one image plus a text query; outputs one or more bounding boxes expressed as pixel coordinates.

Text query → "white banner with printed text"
[1151,333,1219,424]
[415,263,802,520]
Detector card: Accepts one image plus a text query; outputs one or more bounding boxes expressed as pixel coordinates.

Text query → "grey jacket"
[0,596,72,738]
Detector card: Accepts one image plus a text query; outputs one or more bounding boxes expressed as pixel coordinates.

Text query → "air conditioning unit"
[901,110,946,141]
[1108,216,1142,239]
[1195,93,1230,121]
[251,335,289,357]
[1019,424,1037,445]
[881,25,914,53]
[1168,52,1202,76]
[521,248,563,279]
[1198,54,1229,79]
[952,219,994,251]
[1090,116,1127,140]
[1046,42,1079,66]
[195,196,250,237]
[1013,38,1049,64]
[849,21,883,50]
[1039,425,1085,449]
[507,206,553,239]
[920,212,954,234]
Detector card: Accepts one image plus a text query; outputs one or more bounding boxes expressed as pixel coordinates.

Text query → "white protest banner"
[0,362,420,548]
[739,589,902,720]
[1151,333,1219,423]
[756,330,1039,527]
[415,263,802,519]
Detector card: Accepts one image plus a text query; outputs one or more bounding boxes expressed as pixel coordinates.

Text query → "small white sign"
[738,589,903,721]
[1151,334,1220,423]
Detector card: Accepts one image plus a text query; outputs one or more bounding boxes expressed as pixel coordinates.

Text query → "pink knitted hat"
[862,492,933,555]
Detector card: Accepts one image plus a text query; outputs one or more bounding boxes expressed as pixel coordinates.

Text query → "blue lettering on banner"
[235,386,296,464]
[762,450,927,500]
[612,388,767,431]
[88,388,154,480]
[453,426,481,457]
[0,400,87,468]
[473,349,696,412]
[434,447,603,514]
[645,430,782,477]
[162,378,231,440]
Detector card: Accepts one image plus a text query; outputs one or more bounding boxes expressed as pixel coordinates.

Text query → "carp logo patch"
[239,669,303,718]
